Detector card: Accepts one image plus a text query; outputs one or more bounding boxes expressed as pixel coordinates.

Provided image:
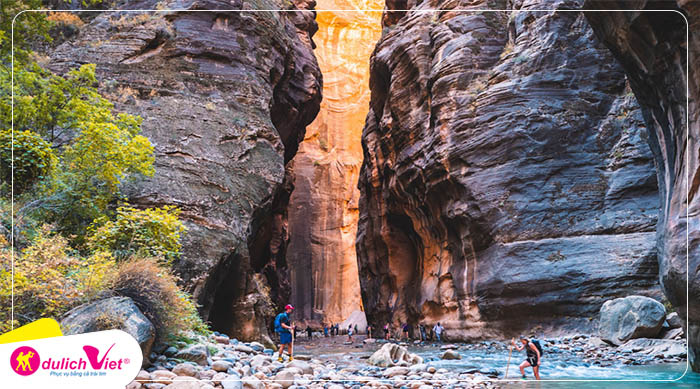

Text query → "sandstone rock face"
[49,0,322,341]
[61,297,155,361]
[599,296,666,346]
[584,0,699,371]
[286,0,381,324]
[358,0,661,340]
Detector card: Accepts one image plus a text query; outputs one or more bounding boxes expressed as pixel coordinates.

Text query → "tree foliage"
[0,129,56,193]
[87,206,186,264]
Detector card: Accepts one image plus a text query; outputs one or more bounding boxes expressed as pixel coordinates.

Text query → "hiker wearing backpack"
[274,304,295,362]
[511,337,542,380]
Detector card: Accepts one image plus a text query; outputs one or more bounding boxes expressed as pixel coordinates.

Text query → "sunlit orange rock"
[287,1,382,324]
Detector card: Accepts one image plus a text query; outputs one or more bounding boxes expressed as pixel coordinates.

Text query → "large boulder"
[599,296,666,345]
[340,310,368,333]
[368,343,423,367]
[61,297,155,361]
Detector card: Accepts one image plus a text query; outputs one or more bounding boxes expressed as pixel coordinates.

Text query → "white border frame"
[9,5,691,384]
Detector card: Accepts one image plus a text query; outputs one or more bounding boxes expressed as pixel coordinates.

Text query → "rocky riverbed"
[126,331,692,389]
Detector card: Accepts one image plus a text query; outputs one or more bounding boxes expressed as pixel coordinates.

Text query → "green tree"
[87,206,186,264]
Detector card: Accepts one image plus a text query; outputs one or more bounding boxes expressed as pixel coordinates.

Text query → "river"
[292,335,700,387]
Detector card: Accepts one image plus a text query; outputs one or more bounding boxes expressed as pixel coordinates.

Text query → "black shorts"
[527,355,539,367]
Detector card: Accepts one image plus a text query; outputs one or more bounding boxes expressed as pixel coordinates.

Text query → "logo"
[10,346,40,376]
[1,330,143,388]
[83,344,118,369]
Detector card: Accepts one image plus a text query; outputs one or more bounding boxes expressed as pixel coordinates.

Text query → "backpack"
[274,313,286,333]
[531,339,544,355]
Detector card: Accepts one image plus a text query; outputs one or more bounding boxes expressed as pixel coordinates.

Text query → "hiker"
[306,326,312,339]
[348,324,354,341]
[419,324,427,341]
[402,323,410,341]
[274,304,295,362]
[367,325,373,339]
[323,323,329,337]
[354,324,358,335]
[384,323,391,340]
[511,337,541,380]
[433,322,444,342]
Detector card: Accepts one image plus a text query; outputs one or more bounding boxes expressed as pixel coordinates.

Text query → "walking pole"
[291,322,295,360]
[505,340,513,378]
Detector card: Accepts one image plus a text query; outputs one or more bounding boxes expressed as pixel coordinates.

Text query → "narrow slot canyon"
[285,1,383,326]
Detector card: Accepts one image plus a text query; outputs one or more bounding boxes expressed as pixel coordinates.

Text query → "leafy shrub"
[1,63,155,238]
[0,129,57,193]
[110,257,208,339]
[86,206,186,264]
[0,226,116,332]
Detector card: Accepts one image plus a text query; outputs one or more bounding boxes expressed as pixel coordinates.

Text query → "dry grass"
[47,12,85,28]
[111,257,194,339]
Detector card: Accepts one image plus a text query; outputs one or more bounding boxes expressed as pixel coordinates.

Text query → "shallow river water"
[293,336,700,388]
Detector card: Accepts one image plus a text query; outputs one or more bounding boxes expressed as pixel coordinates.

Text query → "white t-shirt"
[433,325,443,335]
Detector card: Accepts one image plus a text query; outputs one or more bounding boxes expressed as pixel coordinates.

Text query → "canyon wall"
[585,0,699,371]
[49,0,322,342]
[357,0,662,339]
[286,1,381,324]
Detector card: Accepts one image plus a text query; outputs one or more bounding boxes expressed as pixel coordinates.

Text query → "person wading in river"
[274,304,295,362]
[511,337,541,380]
[433,322,444,342]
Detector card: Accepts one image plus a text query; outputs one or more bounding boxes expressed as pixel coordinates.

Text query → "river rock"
[212,360,233,372]
[221,379,243,389]
[211,372,229,385]
[666,313,683,329]
[599,296,666,345]
[48,0,322,344]
[383,366,409,377]
[274,369,296,388]
[61,297,155,362]
[234,344,255,354]
[249,355,269,369]
[584,0,700,372]
[172,363,198,377]
[440,350,461,360]
[151,370,177,385]
[164,376,200,389]
[661,328,684,340]
[249,342,265,352]
[286,359,313,375]
[618,338,687,358]
[175,345,209,366]
[241,376,265,389]
[357,0,661,341]
[368,343,423,367]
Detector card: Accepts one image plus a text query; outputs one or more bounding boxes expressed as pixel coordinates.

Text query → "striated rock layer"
[357,0,662,340]
[49,0,322,341]
[286,0,381,324]
[585,0,699,371]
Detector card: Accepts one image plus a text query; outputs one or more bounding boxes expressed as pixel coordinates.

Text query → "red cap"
[285,304,294,310]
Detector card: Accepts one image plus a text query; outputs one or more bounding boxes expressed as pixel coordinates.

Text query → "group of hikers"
[376,322,445,342]
[273,305,542,380]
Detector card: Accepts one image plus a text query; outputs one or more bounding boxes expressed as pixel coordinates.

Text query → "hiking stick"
[291,322,295,359]
[505,344,513,378]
